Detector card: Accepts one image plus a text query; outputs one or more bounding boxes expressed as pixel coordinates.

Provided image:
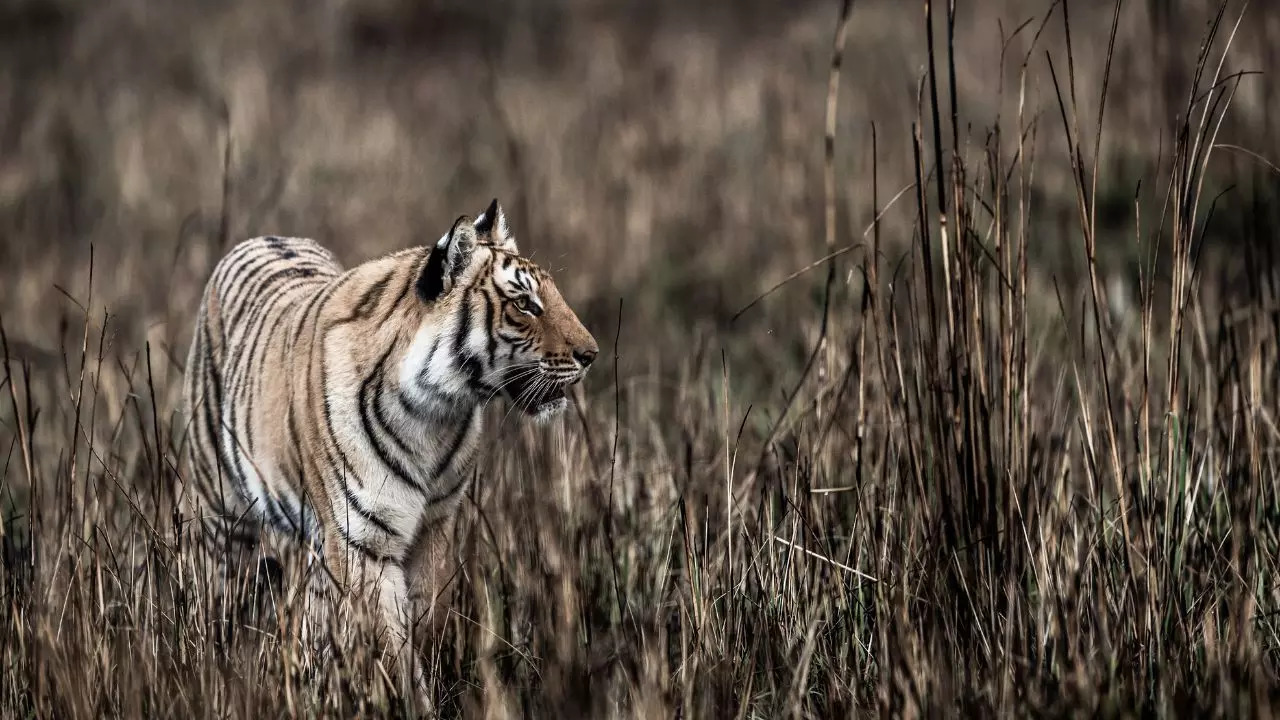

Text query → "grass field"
[3,0,1280,716]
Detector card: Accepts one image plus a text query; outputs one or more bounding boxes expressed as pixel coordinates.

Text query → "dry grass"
[4,0,1280,716]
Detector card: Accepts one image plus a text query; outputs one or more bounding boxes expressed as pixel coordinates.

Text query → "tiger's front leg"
[321,531,432,709]
[403,512,464,639]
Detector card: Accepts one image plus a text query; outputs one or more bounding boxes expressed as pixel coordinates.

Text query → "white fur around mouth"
[532,396,569,423]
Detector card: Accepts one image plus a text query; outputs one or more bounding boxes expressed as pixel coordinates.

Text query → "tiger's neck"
[295,252,490,520]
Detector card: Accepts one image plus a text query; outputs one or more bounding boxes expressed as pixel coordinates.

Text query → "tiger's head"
[404,198,598,419]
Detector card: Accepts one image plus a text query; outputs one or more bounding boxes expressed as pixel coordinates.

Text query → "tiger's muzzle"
[503,365,586,416]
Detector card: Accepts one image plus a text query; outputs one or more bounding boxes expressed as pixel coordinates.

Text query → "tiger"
[179,198,598,699]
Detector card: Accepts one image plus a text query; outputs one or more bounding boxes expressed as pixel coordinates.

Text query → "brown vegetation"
[3,0,1280,716]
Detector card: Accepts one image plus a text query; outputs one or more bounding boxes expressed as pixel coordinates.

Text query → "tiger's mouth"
[503,370,570,416]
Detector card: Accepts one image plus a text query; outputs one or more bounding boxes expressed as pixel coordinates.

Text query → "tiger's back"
[181,235,341,545]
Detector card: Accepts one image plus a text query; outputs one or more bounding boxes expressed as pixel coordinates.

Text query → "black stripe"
[269,490,306,539]
[244,301,297,431]
[369,368,412,458]
[427,409,474,484]
[338,481,398,538]
[515,269,533,293]
[424,458,476,509]
[185,447,218,504]
[319,368,366,490]
[224,287,285,453]
[311,399,378,525]
[221,256,279,332]
[414,336,442,390]
[357,345,427,495]
[296,270,357,345]
[237,275,313,408]
[306,333,386,534]
[285,406,306,469]
[337,268,394,325]
[382,267,416,323]
[209,241,264,289]
[284,409,315,542]
[234,267,317,329]
[260,492,291,533]
[331,521,396,564]
[206,247,263,325]
[422,472,472,515]
[224,280,276,372]
[222,251,291,326]
[183,342,228,511]
[291,282,332,346]
[451,290,472,379]
[397,390,429,421]
[311,311,405,549]
[186,400,235,518]
[277,239,337,263]
[305,289,371,500]
[282,411,318,542]
[481,289,498,365]
[450,289,496,393]
[232,267,314,328]
[200,321,252,503]
[398,382,454,422]
[459,355,495,394]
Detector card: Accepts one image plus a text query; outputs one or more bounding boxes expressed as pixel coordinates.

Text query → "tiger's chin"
[530,396,568,423]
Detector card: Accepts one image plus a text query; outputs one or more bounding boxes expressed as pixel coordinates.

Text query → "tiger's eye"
[515,296,540,316]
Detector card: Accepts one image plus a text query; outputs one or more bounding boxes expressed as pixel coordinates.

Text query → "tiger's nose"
[573,346,598,369]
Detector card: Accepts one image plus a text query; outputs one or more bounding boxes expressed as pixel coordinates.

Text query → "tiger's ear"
[474,197,517,253]
[417,215,477,302]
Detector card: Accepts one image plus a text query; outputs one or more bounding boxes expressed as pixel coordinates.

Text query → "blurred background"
[3,1,1280,714]
[1,0,1276,394]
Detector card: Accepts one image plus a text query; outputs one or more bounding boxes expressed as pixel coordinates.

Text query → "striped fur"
[180,198,597,693]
